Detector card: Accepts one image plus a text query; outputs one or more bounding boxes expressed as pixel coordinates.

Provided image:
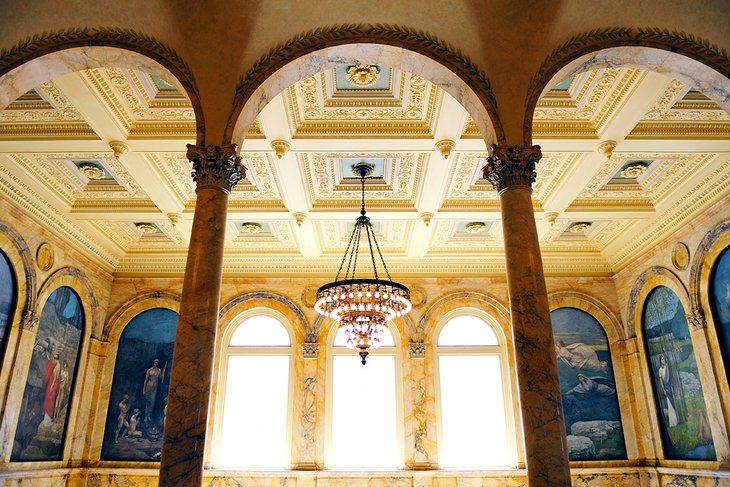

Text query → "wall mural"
[643,286,715,460]
[0,250,16,364]
[550,307,626,460]
[12,286,84,461]
[710,247,730,373]
[101,308,178,461]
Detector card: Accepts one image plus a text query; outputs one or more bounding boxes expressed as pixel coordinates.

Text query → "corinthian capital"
[481,144,542,193]
[186,144,246,193]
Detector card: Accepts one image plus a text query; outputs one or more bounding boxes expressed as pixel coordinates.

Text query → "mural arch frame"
[90,291,180,464]
[690,220,730,444]
[0,222,36,417]
[0,266,96,463]
[548,291,635,460]
[524,28,730,145]
[226,24,504,147]
[0,27,204,143]
[630,267,729,463]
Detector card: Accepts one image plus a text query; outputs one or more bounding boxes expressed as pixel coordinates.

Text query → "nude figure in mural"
[564,374,616,398]
[658,354,679,427]
[114,394,130,443]
[53,360,69,420]
[41,352,61,426]
[555,340,609,372]
[143,358,166,423]
[128,409,143,439]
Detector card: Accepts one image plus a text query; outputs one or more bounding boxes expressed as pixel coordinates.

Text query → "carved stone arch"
[524,28,730,145]
[0,27,204,143]
[219,291,309,344]
[102,291,181,342]
[226,24,504,146]
[0,220,36,326]
[419,291,510,344]
[36,266,99,339]
[626,266,691,340]
[548,290,625,344]
[689,219,730,318]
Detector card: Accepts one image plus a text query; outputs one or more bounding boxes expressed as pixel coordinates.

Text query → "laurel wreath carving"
[229,23,504,143]
[524,27,730,143]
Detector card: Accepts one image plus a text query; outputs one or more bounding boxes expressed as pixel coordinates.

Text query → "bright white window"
[328,325,402,469]
[215,313,293,469]
[435,313,514,468]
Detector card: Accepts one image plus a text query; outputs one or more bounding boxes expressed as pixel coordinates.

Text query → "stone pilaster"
[158,144,245,487]
[482,144,571,487]
[293,342,320,469]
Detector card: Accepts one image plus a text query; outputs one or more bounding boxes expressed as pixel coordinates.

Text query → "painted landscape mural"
[12,286,84,461]
[0,250,16,362]
[710,247,730,372]
[101,308,178,461]
[643,286,715,460]
[550,307,626,460]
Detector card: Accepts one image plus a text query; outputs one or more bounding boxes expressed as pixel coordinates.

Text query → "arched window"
[327,323,402,469]
[709,246,730,375]
[643,286,715,460]
[214,312,293,469]
[0,249,17,367]
[550,307,626,460]
[12,286,84,461]
[101,308,178,461]
[434,313,513,468]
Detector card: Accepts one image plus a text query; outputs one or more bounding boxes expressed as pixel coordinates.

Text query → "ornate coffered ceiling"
[0,65,728,277]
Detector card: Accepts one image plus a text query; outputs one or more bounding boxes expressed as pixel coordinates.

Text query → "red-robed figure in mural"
[42,352,61,425]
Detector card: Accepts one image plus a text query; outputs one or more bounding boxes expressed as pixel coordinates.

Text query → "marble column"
[159,144,245,487]
[482,145,571,486]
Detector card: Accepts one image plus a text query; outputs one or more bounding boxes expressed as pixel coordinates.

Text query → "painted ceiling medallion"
[241,222,263,234]
[135,223,159,234]
[621,162,649,179]
[465,222,487,234]
[346,65,380,88]
[568,222,592,233]
[78,162,106,180]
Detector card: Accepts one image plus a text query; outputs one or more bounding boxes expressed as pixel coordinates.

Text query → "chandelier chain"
[364,219,380,281]
[335,215,359,281]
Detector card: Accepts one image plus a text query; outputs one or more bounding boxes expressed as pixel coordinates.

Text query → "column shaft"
[485,145,571,486]
[159,145,244,487]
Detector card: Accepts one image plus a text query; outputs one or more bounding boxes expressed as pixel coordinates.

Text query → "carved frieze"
[302,342,320,358]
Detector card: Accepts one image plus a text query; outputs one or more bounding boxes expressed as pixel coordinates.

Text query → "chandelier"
[315,162,412,364]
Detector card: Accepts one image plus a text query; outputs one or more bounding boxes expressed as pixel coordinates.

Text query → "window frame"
[432,308,517,469]
[324,320,405,470]
[211,308,295,470]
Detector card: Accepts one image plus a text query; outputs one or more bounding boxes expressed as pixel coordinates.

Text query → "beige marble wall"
[1,196,730,482]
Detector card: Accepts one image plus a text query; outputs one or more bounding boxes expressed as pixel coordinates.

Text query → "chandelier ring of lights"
[315,162,412,364]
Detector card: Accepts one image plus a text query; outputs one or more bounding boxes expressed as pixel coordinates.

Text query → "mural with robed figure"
[12,286,84,461]
[643,286,715,460]
[710,247,730,375]
[0,250,16,365]
[101,308,178,461]
[550,307,626,460]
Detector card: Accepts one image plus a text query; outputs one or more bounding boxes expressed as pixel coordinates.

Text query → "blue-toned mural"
[710,247,730,373]
[12,286,84,461]
[643,286,715,460]
[0,250,16,365]
[550,307,626,460]
[101,308,178,461]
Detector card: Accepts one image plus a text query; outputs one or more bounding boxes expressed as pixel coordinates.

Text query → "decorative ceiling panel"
[0,81,96,139]
[90,219,185,252]
[284,70,440,138]
[316,220,409,254]
[226,220,299,253]
[429,220,501,252]
[300,152,423,210]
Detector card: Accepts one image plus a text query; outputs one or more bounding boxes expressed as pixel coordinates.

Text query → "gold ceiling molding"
[533,153,582,200]
[0,81,83,123]
[228,23,503,144]
[0,123,97,139]
[626,121,730,139]
[524,27,730,144]
[531,121,597,138]
[567,198,655,212]
[70,199,159,213]
[0,26,203,141]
